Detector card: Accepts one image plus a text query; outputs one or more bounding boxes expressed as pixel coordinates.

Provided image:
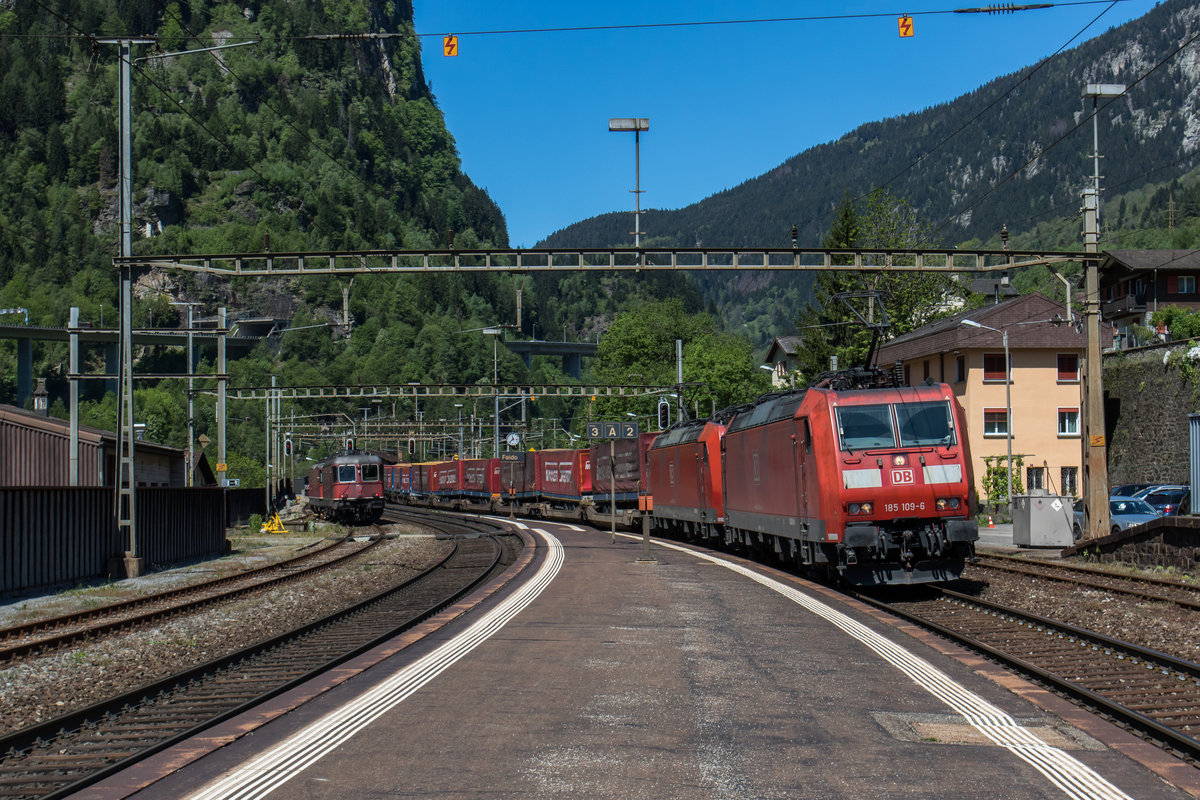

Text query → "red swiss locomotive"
[306,452,386,523]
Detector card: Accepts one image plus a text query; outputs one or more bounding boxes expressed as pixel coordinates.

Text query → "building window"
[983,407,1009,437]
[1057,353,1079,382]
[1027,466,1044,491]
[1061,466,1078,497]
[1058,408,1080,437]
[983,352,1008,382]
[1182,275,1197,295]
[955,355,966,383]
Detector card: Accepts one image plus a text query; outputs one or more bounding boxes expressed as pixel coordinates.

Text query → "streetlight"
[962,319,1012,520]
[170,301,200,487]
[483,327,503,457]
[608,117,649,247]
[455,403,464,458]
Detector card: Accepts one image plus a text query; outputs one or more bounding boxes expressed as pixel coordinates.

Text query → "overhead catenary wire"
[932,23,1200,238]
[857,1,1121,206]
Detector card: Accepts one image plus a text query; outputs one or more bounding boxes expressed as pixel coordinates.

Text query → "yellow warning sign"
[443,35,458,56]
[898,15,914,37]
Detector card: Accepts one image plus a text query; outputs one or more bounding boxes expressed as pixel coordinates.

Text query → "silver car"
[1072,497,1159,539]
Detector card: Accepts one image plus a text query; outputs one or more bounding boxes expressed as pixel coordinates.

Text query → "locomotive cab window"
[896,401,956,447]
[361,463,381,482]
[337,465,357,482]
[835,404,896,451]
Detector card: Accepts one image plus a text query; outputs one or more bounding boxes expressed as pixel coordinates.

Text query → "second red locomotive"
[306,452,386,523]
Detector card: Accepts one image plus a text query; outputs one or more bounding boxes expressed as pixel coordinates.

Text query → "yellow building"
[875,293,1101,506]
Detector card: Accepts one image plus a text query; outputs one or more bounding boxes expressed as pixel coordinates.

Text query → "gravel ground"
[964,558,1200,665]
[0,526,452,735]
[2,540,1196,739]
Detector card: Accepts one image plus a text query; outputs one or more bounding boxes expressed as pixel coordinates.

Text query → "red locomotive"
[717,382,976,584]
[646,416,728,540]
[306,452,386,523]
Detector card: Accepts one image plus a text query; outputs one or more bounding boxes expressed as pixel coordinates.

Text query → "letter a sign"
[898,16,914,38]
[443,35,459,56]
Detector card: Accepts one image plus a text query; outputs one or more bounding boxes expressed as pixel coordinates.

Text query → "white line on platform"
[651,538,1133,800]
[183,528,564,800]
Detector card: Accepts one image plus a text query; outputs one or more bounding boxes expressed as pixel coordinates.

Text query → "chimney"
[32,378,48,416]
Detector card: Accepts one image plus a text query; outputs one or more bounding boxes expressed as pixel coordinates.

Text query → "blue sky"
[415,1,1154,248]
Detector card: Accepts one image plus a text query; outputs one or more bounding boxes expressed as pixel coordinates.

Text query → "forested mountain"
[0,0,701,474]
[542,0,1200,333]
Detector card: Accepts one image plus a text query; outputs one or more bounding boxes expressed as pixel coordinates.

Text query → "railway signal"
[657,401,670,430]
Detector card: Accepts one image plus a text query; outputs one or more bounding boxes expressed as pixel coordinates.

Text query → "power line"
[934,24,1200,237]
[0,2,1128,42]
[863,1,1121,203]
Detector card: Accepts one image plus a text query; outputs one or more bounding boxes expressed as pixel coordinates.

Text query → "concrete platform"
[98,519,1197,800]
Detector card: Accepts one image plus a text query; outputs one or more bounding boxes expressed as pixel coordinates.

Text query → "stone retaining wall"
[1103,340,1199,486]
[1062,516,1200,572]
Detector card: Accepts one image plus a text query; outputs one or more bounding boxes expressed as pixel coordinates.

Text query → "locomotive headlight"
[848,503,860,515]
[936,498,947,510]
[935,497,961,511]
[860,502,873,514]
[892,454,908,467]
[848,502,873,515]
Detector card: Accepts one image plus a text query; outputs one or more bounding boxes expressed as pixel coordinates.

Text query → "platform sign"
[586,420,639,439]
[499,452,526,463]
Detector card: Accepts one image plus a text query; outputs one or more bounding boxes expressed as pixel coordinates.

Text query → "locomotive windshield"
[361,464,381,482]
[836,400,956,451]
[896,400,956,447]
[337,465,357,482]
[835,404,896,450]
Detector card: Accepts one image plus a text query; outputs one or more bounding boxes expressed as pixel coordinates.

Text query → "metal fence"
[1,487,248,596]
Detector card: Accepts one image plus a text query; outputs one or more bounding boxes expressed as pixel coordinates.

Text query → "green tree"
[794,189,963,380]
[591,299,769,423]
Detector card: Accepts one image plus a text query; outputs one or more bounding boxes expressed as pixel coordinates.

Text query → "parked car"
[1111,483,1155,497]
[1072,496,1160,539]
[1132,484,1184,498]
[1139,486,1190,516]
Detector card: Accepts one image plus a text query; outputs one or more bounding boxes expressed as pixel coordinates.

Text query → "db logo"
[891,468,915,485]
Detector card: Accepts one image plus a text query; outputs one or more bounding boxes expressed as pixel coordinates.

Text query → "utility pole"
[101,35,256,574]
[98,36,154,578]
[1079,83,1122,540]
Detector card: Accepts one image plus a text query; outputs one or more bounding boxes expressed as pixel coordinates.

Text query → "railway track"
[0,535,383,663]
[969,552,1200,612]
[0,515,516,800]
[863,586,1200,763]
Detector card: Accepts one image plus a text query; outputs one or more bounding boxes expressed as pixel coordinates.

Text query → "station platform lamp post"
[961,319,1013,521]
[608,118,648,247]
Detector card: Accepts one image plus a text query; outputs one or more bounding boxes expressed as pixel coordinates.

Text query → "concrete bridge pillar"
[16,338,31,408]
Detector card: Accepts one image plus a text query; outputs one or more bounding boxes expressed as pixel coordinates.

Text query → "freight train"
[306,452,386,522]
[382,378,978,586]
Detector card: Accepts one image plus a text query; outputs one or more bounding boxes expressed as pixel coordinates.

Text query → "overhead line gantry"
[111,244,1107,557]
[117,246,1084,276]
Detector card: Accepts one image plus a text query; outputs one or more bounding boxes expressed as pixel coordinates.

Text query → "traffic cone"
[987,515,995,529]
